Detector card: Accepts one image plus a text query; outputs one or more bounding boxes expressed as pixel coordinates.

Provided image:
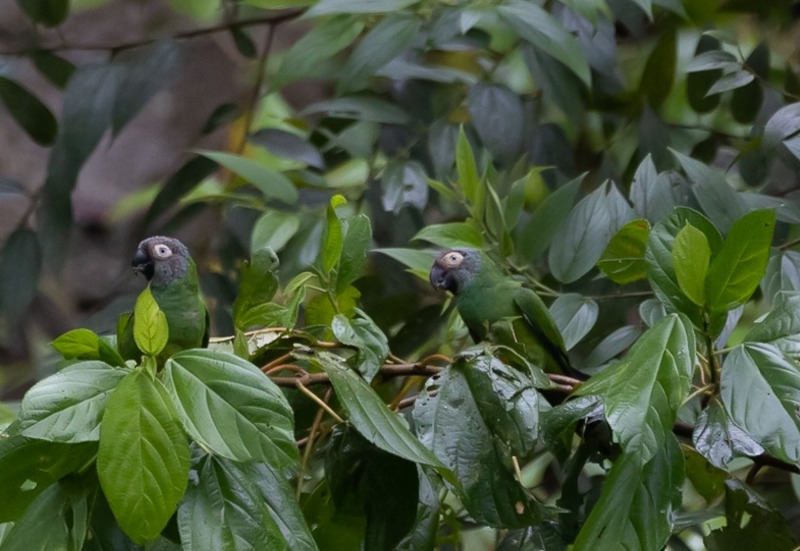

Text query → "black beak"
[132,249,154,280]
[430,264,454,292]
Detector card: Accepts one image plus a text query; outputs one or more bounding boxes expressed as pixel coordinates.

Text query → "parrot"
[430,248,569,374]
[117,236,209,362]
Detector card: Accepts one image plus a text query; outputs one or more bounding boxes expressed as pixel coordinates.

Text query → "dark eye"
[442,251,464,268]
[153,244,173,259]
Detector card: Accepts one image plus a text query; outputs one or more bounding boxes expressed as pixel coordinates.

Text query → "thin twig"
[296,381,344,423]
[548,374,583,387]
[234,20,276,155]
[296,388,331,499]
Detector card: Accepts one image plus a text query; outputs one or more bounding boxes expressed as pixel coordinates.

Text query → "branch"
[0,10,304,56]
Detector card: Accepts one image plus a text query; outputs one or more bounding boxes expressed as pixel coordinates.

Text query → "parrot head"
[132,236,192,288]
[430,248,482,294]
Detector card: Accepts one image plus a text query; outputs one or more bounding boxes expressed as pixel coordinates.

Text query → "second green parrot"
[118,236,209,362]
[430,248,569,374]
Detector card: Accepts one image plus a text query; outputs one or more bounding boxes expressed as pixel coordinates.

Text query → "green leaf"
[310,351,453,479]
[18,361,127,443]
[0,77,57,145]
[693,398,763,469]
[338,14,420,94]
[249,128,324,169]
[540,395,603,462]
[549,181,634,283]
[163,349,299,468]
[685,49,739,72]
[0,435,95,523]
[51,328,125,366]
[549,294,598,350]
[230,25,257,58]
[412,222,484,249]
[584,325,642,370]
[16,0,69,26]
[306,0,418,15]
[455,126,483,211]
[133,287,169,357]
[0,228,41,323]
[274,16,363,87]
[232,247,280,331]
[374,247,439,281]
[250,211,300,256]
[573,436,683,550]
[672,222,710,306]
[706,209,775,312]
[413,354,542,527]
[721,343,800,463]
[597,218,650,284]
[322,196,345,277]
[467,83,525,163]
[0,483,70,550]
[142,156,218,230]
[638,28,676,107]
[179,454,318,551]
[381,160,429,212]
[745,292,800,359]
[576,314,696,464]
[762,250,800,302]
[730,43,767,124]
[629,156,687,223]
[516,176,583,261]
[645,207,722,321]
[302,96,411,125]
[498,0,591,87]
[97,369,190,544]
[195,150,298,204]
[337,213,372,293]
[706,70,755,96]
[686,37,725,113]
[331,311,389,381]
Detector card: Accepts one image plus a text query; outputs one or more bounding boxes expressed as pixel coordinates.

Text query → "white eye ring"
[152,244,173,259]
[442,251,464,268]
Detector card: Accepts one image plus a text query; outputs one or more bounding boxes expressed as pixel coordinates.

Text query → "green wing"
[512,287,570,369]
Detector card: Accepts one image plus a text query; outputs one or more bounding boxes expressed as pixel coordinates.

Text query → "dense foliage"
[3,0,800,549]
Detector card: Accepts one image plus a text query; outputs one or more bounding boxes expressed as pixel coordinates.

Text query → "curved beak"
[132,248,154,280]
[430,264,451,291]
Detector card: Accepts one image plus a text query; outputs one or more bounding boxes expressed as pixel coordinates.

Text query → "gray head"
[132,236,192,288]
[429,248,483,295]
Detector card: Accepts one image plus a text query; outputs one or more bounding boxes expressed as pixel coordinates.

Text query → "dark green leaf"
[0,483,69,550]
[745,291,800,359]
[706,209,775,312]
[706,70,755,96]
[686,37,725,113]
[541,395,603,462]
[673,222,710,306]
[395,471,441,551]
[573,436,683,550]
[576,314,695,463]
[301,96,411,124]
[731,43,767,123]
[412,222,483,249]
[97,369,190,544]
[337,213,372,293]
[381,160,429,213]
[468,83,525,163]
[516,176,583,261]
[0,76,57,145]
[639,28,676,107]
[413,352,542,527]
[455,125,483,211]
[16,0,69,26]
[584,326,642,370]
[721,343,800,463]
[232,247,280,331]
[762,250,800,303]
[499,0,591,86]
[338,14,420,94]
[597,218,650,284]
[630,156,687,223]
[142,156,218,230]
[195,150,298,204]
[201,102,238,134]
[374,247,439,281]
[230,25,257,58]
[693,398,763,469]
[306,0,418,15]
[684,447,727,503]
[163,349,298,468]
[249,128,324,168]
[550,294,598,350]
[179,454,318,551]
[311,351,453,479]
[331,311,388,381]
[18,361,127,443]
[549,181,634,283]
[0,228,41,322]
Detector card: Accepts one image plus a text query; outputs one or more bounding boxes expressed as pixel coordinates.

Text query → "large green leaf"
[597,218,650,284]
[639,28,676,107]
[0,483,71,550]
[549,181,634,283]
[141,156,218,230]
[163,349,299,469]
[693,398,763,469]
[573,436,683,551]
[576,314,695,464]
[51,328,125,366]
[381,160,429,213]
[133,286,168,357]
[179,453,318,551]
[250,211,300,255]
[97,369,190,544]
[455,126,482,211]
[337,213,372,293]
[516,176,583,261]
[310,351,453,479]
[0,76,57,145]
[745,292,800,359]
[412,222,484,249]
[672,222,710,306]
[18,361,127,443]
[412,352,542,527]
[706,209,775,312]
[549,294,598,351]
[498,0,591,87]
[721,343,800,463]
[331,311,389,381]
[762,249,800,302]
[232,247,280,331]
[196,150,298,204]
[645,207,722,321]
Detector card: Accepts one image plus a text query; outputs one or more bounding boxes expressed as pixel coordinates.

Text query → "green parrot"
[117,236,209,362]
[430,248,569,374]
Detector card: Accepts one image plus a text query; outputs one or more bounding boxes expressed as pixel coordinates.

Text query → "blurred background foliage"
[3,0,800,548]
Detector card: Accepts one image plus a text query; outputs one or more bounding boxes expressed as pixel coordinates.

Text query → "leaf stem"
[296,381,344,424]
